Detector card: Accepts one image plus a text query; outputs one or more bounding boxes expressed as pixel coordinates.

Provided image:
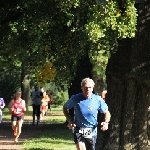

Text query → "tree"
[0,0,114,95]
[68,50,93,98]
[0,0,141,113]
[0,1,60,105]
[101,1,150,149]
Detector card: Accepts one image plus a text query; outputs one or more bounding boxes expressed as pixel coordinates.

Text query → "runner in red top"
[12,99,24,116]
[8,90,26,143]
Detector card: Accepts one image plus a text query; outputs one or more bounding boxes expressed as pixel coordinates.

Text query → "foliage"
[84,0,138,78]
[0,0,139,97]
[96,0,144,5]
[89,50,110,78]
[0,62,22,104]
[52,90,69,106]
[36,62,56,86]
[85,0,137,50]
[50,0,138,80]
[0,3,41,95]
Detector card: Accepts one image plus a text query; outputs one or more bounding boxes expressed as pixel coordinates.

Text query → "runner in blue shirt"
[63,77,111,150]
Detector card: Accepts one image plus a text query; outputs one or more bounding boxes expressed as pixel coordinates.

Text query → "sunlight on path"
[0,113,66,150]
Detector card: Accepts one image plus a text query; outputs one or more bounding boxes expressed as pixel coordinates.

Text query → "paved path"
[0,115,64,150]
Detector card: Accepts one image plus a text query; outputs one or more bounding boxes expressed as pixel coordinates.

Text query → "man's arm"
[104,110,111,123]
[63,104,76,130]
[101,110,111,131]
[63,104,73,124]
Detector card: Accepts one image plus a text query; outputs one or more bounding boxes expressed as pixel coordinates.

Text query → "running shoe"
[14,129,17,136]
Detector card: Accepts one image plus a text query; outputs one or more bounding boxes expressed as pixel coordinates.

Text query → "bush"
[52,90,69,107]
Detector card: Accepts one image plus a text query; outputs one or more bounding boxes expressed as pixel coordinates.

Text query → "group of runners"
[0,85,53,143]
[1,77,110,150]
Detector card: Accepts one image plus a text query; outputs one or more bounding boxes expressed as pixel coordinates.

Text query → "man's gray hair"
[81,77,95,87]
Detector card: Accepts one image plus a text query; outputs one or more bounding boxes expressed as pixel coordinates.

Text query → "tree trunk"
[93,74,106,96]
[68,52,93,97]
[97,1,150,150]
[68,52,92,120]
[21,62,31,111]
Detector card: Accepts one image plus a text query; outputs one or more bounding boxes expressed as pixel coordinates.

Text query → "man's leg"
[36,105,41,125]
[76,142,86,150]
[84,136,97,150]
[32,104,36,124]
[73,131,86,150]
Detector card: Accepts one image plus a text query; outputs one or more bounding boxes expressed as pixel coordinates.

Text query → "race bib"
[14,108,22,114]
[79,128,92,138]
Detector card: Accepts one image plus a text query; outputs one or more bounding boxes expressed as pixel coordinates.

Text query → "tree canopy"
[0,0,140,99]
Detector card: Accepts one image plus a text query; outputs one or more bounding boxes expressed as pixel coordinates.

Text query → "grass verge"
[2,105,77,150]
[23,125,76,150]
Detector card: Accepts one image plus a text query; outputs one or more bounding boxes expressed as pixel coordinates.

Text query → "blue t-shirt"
[31,90,43,105]
[65,93,108,136]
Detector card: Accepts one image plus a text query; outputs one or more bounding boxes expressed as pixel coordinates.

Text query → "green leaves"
[84,0,138,78]
[95,0,108,5]
[55,0,80,13]
[95,0,144,5]
[0,0,139,87]
[85,1,137,42]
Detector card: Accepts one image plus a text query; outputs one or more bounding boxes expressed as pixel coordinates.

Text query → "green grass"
[2,108,12,120]
[3,105,76,150]
[23,105,76,150]
[45,116,66,124]
[23,127,76,150]
[2,105,76,150]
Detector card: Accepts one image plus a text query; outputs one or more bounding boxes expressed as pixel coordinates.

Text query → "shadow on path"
[0,118,66,150]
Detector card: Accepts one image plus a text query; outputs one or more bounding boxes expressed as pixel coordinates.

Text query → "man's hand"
[67,123,76,130]
[101,122,109,131]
